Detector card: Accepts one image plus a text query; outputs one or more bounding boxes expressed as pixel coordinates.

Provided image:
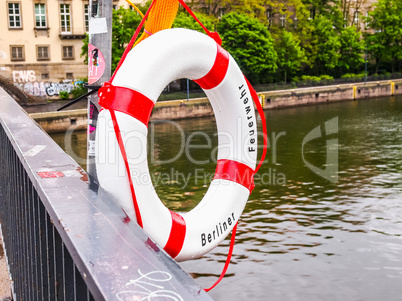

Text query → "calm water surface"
[51,96,402,301]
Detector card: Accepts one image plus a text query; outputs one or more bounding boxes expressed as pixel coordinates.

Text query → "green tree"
[365,0,402,73]
[217,12,277,83]
[189,0,265,18]
[309,15,341,75]
[302,0,343,29]
[338,26,365,73]
[340,0,367,27]
[172,11,216,32]
[111,7,142,72]
[81,34,89,64]
[275,29,306,82]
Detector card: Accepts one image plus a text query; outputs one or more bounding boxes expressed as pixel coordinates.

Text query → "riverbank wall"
[30,79,402,133]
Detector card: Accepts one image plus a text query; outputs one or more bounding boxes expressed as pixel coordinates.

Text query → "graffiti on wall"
[12,70,83,97]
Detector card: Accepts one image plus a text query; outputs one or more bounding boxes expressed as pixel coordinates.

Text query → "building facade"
[0,0,141,97]
[0,0,379,98]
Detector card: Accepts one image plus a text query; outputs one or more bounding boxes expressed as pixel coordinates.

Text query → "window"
[42,73,49,80]
[66,72,73,80]
[266,9,272,28]
[308,8,315,20]
[60,4,71,33]
[10,45,24,61]
[62,46,74,60]
[365,12,369,28]
[8,2,22,28]
[354,11,359,25]
[218,8,225,17]
[35,3,47,28]
[112,5,117,10]
[280,14,286,27]
[84,4,89,32]
[37,45,50,61]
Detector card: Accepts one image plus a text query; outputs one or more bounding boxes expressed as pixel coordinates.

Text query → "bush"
[59,91,69,100]
[291,75,332,85]
[341,72,365,79]
[383,72,391,79]
[319,75,334,81]
[71,80,88,99]
[301,75,321,82]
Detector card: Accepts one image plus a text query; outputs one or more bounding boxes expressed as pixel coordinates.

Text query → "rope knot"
[98,82,115,109]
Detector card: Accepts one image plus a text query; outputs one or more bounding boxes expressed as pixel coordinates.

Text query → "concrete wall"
[31,109,87,133]
[259,80,402,109]
[30,79,402,133]
[151,99,214,120]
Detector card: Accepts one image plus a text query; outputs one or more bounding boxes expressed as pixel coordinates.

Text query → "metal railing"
[0,87,212,301]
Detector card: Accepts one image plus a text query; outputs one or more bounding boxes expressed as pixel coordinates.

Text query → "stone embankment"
[0,236,12,301]
[30,79,402,133]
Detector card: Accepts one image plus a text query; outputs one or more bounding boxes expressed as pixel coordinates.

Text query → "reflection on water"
[51,96,402,300]
[51,129,88,170]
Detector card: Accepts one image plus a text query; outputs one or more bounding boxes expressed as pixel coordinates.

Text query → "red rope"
[177,0,210,35]
[109,110,143,227]
[110,0,158,82]
[177,0,222,45]
[107,0,159,229]
[245,76,268,174]
[204,222,238,292]
[204,79,268,292]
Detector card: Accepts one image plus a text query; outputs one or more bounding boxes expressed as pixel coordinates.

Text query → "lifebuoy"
[96,28,258,261]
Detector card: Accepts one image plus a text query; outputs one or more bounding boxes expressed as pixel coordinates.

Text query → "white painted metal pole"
[87,0,112,187]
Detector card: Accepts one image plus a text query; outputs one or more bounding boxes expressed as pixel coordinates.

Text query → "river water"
[50,95,402,301]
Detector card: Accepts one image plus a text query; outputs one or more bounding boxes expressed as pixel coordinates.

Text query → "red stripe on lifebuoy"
[195,45,229,90]
[164,211,186,258]
[99,82,154,126]
[213,159,255,192]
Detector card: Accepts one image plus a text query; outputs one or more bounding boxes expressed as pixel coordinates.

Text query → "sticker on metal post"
[88,140,96,156]
[88,44,105,84]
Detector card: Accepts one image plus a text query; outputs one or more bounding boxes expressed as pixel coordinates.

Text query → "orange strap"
[134,0,179,46]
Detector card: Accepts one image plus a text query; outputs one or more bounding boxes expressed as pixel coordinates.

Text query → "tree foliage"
[275,29,306,82]
[111,7,142,72]
[365,0,402,72]
[338,26,365,72]
[310,16,341,74]
[172,11,216,32]
[217,12,277,83]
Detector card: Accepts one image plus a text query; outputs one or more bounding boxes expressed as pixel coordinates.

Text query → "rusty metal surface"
[0,87,212,300]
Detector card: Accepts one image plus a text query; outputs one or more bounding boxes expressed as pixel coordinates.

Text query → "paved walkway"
[0,235,12,300]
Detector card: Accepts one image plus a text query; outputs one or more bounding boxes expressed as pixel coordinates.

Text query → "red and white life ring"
[96,28,258,261]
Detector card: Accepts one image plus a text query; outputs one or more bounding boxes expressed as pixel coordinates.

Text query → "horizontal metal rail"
[0,87,212,301]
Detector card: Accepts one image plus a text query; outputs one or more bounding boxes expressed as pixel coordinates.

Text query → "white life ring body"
[96,28,258,261]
